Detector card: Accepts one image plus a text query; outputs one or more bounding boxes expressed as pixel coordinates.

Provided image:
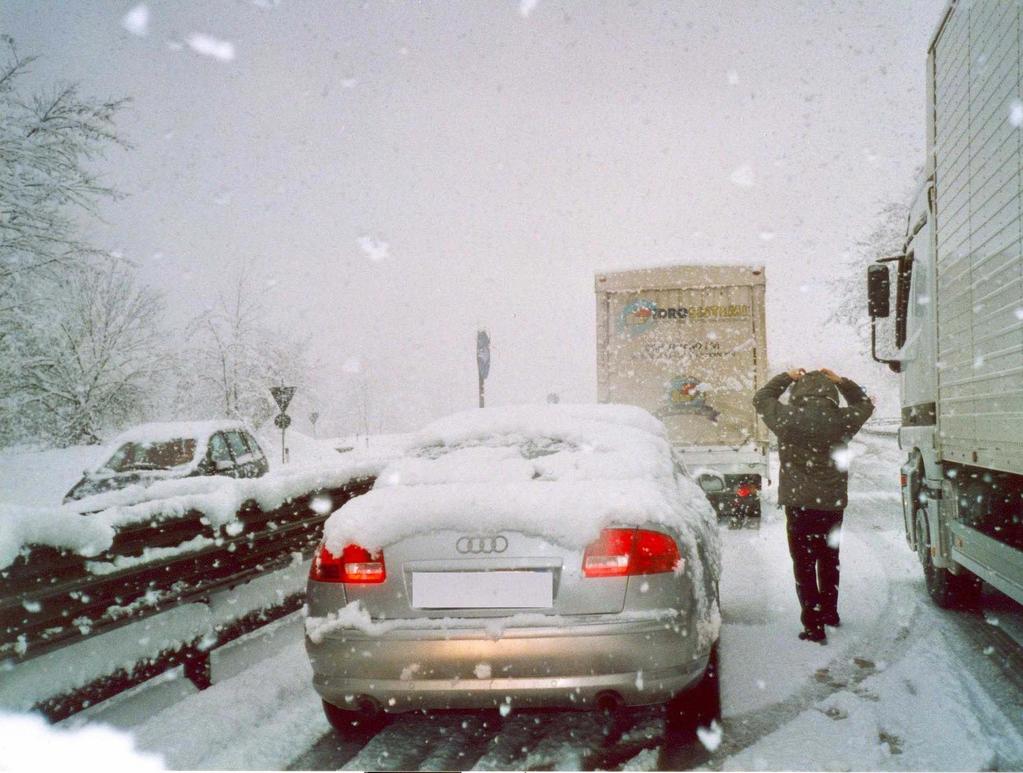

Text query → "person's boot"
[821,611,841,627]
[798,626,827,644]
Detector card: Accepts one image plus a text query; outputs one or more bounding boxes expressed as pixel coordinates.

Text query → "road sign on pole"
[270,386,296,465]
[477,329,490,408]
[270,386,296,413]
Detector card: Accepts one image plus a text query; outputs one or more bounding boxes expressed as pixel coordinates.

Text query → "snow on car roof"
[107,420,247,448]
[322,404,716,554]
[92,420,251,474]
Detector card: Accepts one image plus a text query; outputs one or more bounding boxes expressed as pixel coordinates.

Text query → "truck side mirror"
[867,263,891,318]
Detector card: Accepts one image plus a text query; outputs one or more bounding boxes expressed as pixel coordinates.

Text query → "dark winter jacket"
[752,371,874,510]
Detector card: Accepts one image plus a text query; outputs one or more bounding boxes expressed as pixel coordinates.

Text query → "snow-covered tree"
[0,38,139,447]
[0,37,128,310]
[0,259,166,446]
[826,200,909,347]
[177,270,311,428]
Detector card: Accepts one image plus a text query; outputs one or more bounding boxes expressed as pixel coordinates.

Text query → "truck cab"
[866,0,1023,610]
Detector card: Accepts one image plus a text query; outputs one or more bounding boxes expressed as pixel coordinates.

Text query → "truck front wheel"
[915,508,981,608]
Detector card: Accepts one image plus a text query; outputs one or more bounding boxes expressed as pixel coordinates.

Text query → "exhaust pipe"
[595,690,623,713]
[355,695,383,717]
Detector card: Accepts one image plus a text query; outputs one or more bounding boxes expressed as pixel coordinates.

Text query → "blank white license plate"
[411,571,553,609]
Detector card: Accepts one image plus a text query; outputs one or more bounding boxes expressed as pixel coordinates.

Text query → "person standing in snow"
[752,368,874,644]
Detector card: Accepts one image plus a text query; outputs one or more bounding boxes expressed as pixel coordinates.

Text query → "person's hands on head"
[787,368,806,381]
[820,368,842,384]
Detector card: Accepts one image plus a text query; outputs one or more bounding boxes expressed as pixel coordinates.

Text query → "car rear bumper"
[306,616,708,712]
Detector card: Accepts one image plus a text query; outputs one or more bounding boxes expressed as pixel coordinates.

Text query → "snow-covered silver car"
[304,404,721,732]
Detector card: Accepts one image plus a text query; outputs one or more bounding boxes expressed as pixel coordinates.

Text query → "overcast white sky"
[5,0,946,432]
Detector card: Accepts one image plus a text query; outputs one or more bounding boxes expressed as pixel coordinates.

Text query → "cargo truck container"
[595,265,768,526]
[866,0,1023,607]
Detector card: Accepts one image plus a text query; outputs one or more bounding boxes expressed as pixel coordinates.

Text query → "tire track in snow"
[286,723,380,771]
[705,525,927,767]
[418,714,503,771]
[338,713,475,771]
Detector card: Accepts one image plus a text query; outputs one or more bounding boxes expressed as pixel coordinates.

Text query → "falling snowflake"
[186,33,236,62]
[727,70,740,85]
[342,356,362,374]
[831,446,855,472]
[519,0,539,18]
[310,495,333,515]
[827,524,842,549]
[121,4,149,36]
[1010,99,1023,128]
[696,720,723,751]
[357,235,390,262]
[729,164,755,188]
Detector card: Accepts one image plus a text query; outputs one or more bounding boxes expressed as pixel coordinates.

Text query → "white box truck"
[867,0,1023,607]
[595,265,768,526]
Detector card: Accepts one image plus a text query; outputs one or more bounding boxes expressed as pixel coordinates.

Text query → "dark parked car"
[63,420,269,503]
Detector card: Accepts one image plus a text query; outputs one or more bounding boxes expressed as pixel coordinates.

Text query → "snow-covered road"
[61,434,1023,770]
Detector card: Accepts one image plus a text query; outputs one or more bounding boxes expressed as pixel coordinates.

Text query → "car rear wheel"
[664,641,720,732]
[321,699,387,738]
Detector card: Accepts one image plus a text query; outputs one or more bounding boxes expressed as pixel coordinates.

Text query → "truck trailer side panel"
[595,265,768,451]
[933,0,1023,476]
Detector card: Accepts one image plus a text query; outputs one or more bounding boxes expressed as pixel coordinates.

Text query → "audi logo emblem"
[456,535,508,554]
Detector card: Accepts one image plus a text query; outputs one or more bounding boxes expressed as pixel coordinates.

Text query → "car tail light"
[582,529,634,577]
[900,473,907,488]
[583,528,681,577]
[310,543,386,584]
[735,484,757,498]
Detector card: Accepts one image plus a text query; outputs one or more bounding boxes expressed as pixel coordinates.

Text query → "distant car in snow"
[62,420,269,504]
[304,404,722,735]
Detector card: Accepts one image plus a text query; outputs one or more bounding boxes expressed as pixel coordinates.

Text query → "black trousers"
[785,506,844,629]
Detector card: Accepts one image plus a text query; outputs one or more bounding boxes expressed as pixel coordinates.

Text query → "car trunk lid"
[342,529,628,619]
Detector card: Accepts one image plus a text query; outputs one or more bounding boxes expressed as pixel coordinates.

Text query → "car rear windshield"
[101,439,198,472]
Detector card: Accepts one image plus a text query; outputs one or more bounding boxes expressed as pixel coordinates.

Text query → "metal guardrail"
[0,476,375,720]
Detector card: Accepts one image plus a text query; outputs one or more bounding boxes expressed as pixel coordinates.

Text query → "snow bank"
[0,445,99,507]
[723,631,1023,771]
[128,638,324,770]
[0,504,114,568]
[0,459,382,571]
[0,711,164,771]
